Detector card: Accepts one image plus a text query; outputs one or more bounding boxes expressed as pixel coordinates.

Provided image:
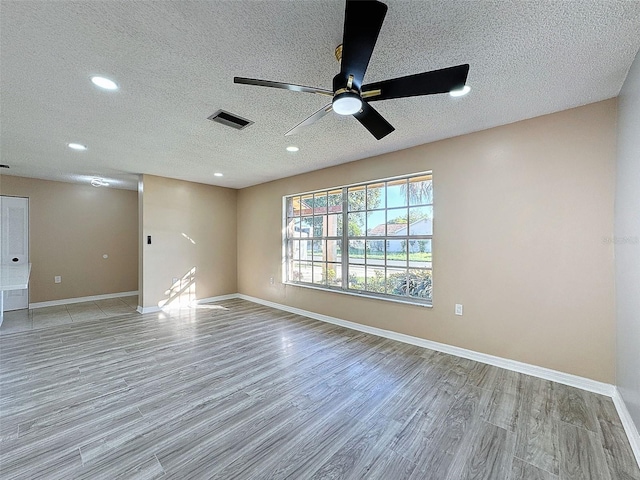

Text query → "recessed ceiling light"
[90,76,119,91]
[214,172,223,177]
[67,143,87,151]
[449,85,471,97]
[286,146,299,152]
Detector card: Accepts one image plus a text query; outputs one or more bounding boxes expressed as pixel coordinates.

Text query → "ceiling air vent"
[207,110,254,130]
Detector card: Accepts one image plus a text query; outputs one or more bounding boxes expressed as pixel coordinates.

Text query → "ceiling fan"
[234,0,469,140]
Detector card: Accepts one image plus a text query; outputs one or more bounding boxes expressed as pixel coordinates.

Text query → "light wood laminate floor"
[1,298,638,479]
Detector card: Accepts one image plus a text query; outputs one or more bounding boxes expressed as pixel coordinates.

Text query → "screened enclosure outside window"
[284,172,433,305]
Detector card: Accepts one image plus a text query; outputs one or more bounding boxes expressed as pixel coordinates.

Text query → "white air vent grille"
[208,110,254,130]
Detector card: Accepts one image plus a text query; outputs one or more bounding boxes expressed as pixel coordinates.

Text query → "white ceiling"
[1,1,639,190]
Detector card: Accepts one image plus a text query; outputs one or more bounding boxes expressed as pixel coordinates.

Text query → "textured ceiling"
[1,1,639,190]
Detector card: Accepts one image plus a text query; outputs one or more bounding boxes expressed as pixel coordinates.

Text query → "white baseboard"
[137,305,159,314]
[137,293,238,315]
[236,294,615,397]
[30,291,138,309]
[195,294,238,304]
[612,388,640,467]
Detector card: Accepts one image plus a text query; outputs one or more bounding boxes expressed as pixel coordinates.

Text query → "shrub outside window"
[284,172,433,305]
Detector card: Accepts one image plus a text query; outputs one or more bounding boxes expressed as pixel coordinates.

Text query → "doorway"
[1,195,29,311]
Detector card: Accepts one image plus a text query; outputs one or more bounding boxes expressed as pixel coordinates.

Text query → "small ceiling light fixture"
[67,143,87,150]
[449,85,471,97]
[90,178,109,187]
[214,172,223,177]
[286,146,299,152]
[90,76,119,91]
[332,91,362,115]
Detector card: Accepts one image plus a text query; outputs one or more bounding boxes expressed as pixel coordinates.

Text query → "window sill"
[283,281,433,308]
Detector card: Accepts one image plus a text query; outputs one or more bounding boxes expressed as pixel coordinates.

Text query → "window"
[284,172,433,305]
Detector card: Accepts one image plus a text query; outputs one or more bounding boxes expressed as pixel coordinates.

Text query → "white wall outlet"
[269,276,275,285]
[455,304,463,316]
[54,276,61,284]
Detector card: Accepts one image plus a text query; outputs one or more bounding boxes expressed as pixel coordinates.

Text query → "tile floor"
[0,295,138,335]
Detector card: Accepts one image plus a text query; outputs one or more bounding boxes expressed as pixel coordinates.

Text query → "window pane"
[408,269,432,300]
[409,240,431,268]
[300,194,314,216]
[289,260,300,282]
[326,263,342,287]
[387,246,407,266]
[367,182,385,210]
[387,179,407,208]
[286,197,294,218]
[300,239,311,260]
[299,262,313,283]
[300,216,313,237]
[326,240,342,263]
[291,240,300,260]
[313,192,327,214]
[365,266,386,293]
[348,265,366,290]
[348,186,366,211]
[366,240,385,262]
[387,208,407,236]
[327,214,342,237]
[294,196,304,216]
[409,206,433,235]
[348,212,365,236]
[313,262,326,285]
[349,240,365,264]
[328,189,343,214]
[288,218,301,238]
[313,216,326,237]
[312,239,324,262]
[408,175,433,205]
[366,210,385,236]
[386,268,407,296]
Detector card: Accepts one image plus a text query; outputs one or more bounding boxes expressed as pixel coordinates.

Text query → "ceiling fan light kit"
[332,91,362,115]
[234,0,469,140]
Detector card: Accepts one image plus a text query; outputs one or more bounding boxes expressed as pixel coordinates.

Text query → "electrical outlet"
[269,276,275,285]
[172,277,179,285]
[455,304,463,316]
[54,276,61,284]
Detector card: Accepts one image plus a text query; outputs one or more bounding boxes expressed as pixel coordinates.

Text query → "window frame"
[282,171,433,307]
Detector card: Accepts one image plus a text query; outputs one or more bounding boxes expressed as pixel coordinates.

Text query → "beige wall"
[237,99,617,383]
[140,174,237,309]
[0,175,138,303]
[616,49,640,429]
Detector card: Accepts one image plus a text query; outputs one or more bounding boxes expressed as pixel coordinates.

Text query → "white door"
[1,196,29,311]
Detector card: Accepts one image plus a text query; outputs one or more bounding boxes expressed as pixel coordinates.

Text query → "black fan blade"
[339,0,387,90]
[234,77,332,96]
[285,104,333,136]
[353,101,394,140]
[362,64,470,101]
